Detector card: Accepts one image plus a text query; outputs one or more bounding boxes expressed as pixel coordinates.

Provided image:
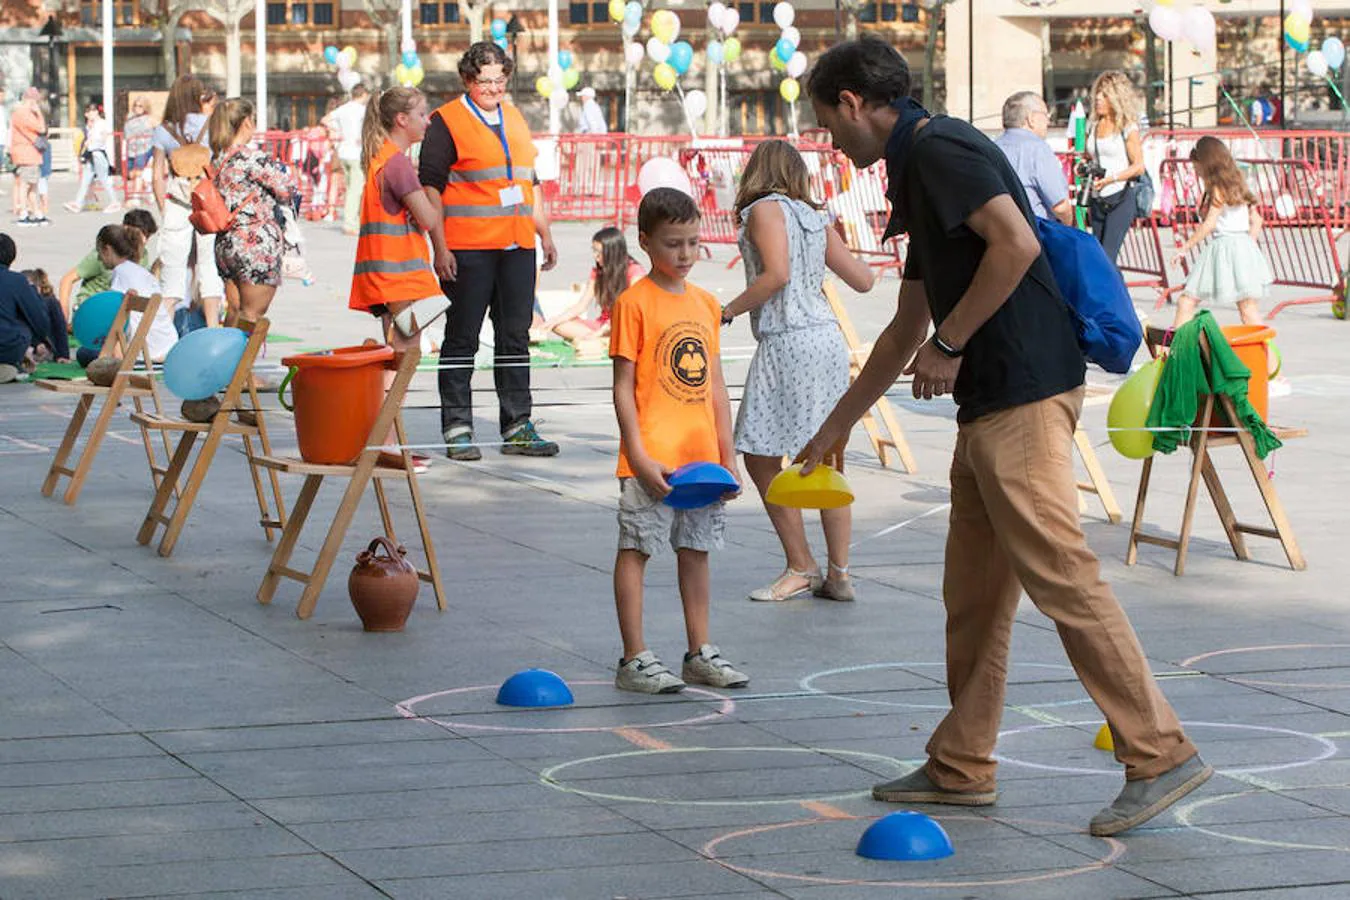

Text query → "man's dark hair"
[122,209,157,239]
[0,233,15,267]
[806,36,912,108]
[458,41,515,84]
[638,187,700,235]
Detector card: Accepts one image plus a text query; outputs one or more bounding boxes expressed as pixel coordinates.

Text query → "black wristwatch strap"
[933,334,963,358]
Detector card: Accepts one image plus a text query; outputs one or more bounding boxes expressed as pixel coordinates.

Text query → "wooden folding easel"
[132,318,286,557]
[1076,384,1122,524]
[822,281,917,473]
[1126,326,1306,575]
[38,291,175,505]
[255,349,446,620]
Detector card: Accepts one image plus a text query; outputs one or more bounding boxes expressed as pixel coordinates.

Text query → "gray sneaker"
[615,650,685,694]
[682,644,749,688]
[872,765,998,806]
[1089,754,1213,836]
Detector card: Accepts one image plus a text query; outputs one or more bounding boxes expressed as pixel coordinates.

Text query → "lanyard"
[465,97,512,182]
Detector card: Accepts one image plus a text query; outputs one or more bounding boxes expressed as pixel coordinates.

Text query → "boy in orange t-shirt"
[608,188,748,694]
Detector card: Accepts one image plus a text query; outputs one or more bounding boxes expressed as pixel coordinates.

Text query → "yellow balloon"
[394,63,410,86]
[1107,357,1165,459]
[653,62,678,91]
[1285,13,1311,43]
[609,0,625,20]
[779,77,800,103]
[409,64,425,87]
[340,45,357,67]
[536,75,555,97]
[723,36,742,62]
[651,9,679,43]
[1155,0,1173,5]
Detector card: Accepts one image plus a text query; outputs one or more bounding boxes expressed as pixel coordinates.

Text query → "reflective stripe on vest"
[349,140,443,312]
[437,98,538,251]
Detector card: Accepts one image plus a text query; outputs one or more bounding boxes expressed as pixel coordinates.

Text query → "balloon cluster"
[769,2,806,104]
[1308,36,1344,78]
[1147,0,1214,56]
[323,44,362,93]
[616,1,646,72]
[1283,0,1313,52]
[536,50,581,107]
[705,1,744,69]
[648,10,695,91]
[394,39,425,88]
[489,16,510,51]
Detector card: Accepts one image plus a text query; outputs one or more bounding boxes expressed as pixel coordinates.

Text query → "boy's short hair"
[638,188,700,235]
[122,209,158,239]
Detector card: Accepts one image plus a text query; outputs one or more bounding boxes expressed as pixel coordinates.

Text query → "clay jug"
[348,537,418,631]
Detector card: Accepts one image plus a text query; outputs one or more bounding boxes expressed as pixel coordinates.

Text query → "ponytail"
[207,98,254,157]
[361,86,424,172]
[96,224,145,264]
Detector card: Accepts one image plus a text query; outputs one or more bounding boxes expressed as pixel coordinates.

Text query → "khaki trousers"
[926,387,1197,790]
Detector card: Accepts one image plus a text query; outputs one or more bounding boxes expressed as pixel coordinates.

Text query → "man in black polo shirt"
[797,38,1209,837]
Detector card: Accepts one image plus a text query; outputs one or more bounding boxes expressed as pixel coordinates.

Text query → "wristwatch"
[720,306,735,325]
[932,334,963,358]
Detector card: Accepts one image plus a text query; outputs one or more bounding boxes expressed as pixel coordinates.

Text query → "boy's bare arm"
[613,358,671,498]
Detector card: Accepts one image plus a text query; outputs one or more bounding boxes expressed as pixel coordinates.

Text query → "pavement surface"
[3,177,1350,898]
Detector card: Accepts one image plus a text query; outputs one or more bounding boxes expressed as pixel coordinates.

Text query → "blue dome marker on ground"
[495,669,575,708]
[856,811,954,861]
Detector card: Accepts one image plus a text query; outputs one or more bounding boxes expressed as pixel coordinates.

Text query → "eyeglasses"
[474,76,509,88]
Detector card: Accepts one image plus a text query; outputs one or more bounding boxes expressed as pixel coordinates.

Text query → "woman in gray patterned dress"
[720,141,875,603]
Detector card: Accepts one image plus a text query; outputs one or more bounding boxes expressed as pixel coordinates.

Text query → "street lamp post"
[102,0,113,124]
[256,0,267,131]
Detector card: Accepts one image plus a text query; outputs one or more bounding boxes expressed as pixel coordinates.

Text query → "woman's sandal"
[814,561,855,602]
[748,567,823,602]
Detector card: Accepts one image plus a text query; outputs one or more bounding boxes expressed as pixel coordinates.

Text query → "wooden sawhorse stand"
[1126,327,1306,575]
[38,292,175,504]
[255,350,446,619]
[1077,384,1123,524]
[823,281,918,473]
[133,319,285,557]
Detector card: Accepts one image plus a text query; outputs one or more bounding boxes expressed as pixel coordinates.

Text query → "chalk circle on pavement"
[994,720,1337,777]
[539,746,912,806]
[1181,643,1350,690]
[701,813,1127,888]
[799,661,1094,712]
[1175,787,1350,853]
[396,680,734,734]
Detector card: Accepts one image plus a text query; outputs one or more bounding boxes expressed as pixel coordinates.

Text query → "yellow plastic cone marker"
[765,463,854,509]
[1094,724,1115,752]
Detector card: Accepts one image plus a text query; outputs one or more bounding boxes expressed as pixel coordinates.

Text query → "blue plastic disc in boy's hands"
[663,461,739,509]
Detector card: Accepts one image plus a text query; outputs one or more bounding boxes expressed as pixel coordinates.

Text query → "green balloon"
[770,51,787,71]
[563,68,581,89]
[1107,357,1164,459]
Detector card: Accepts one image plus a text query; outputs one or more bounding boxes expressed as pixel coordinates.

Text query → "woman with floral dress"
[207,98,297,325]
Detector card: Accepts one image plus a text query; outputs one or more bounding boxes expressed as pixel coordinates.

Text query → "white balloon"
[787,50,808,79]
[772,1,795,30]
[708,1,727,30]
[720,7,739,34]
[1291,0,1312,19]
[625,41,646,67]
[1182,6,1215,54]
[782,26,801,49]
[550,88,569,109]
[1308,49,1330,77]
[338,69,360,91]
[647,37,671,64]
[621,17,639,37]
[401,37,416,54]
[1148,5,1182,42]
[1274,193,1296,218]
[683,89,708,119]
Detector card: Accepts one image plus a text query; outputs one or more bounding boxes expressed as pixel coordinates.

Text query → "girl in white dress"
[721,141,875,603]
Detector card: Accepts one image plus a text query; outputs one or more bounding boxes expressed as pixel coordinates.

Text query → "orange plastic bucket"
[1221,324,1276,423]
[279,345,395,465]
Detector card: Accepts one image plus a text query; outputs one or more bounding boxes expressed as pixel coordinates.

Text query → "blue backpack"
[1032,217,1142,374]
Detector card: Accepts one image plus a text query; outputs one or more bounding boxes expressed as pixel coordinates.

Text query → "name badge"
[499,185,525,207]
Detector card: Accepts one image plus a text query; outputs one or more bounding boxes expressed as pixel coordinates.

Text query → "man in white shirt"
[577,87,609,134]
[328,84,370,235]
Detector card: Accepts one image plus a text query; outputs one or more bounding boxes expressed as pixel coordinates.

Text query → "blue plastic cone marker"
[1094,724,1115,752]
[856,811,954,861]
[664,461,740,510]
[495,669,575,708]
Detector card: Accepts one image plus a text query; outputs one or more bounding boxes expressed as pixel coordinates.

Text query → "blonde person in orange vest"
[350,86,454,473]
[419,41,560,461]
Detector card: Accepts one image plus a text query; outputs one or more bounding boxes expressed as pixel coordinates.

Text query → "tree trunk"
[704,17,719,135]
[460,0,485,43]
[842,0,861,40]
[921,4,943,111]
[385,23,400,87]
[226,17,242,97]
[160,7,182,87]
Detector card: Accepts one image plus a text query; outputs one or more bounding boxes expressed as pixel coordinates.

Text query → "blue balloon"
[558,50,574,70]
[72,290,123,348]
[494,36,509,50]
[669,40,694,75]
[323,45,339,65]
[1324,36,1346,70]
[402,50,418,68]
[707,40,724,65]
[624,0,642,24]
[490,17,507,39]
[775,37,795,63]
[162,327,249,401]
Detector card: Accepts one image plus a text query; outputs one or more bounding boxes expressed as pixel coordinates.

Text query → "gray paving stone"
[134,888,391,900]
[377,859,770,899]
[0,776,235,815]
[0,854,359,900]
[0,800,265,843]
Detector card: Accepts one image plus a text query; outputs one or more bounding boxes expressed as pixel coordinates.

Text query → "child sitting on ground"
[57,209,159,322]
[608,187,748,694]
[537,226,645,357]
[98,224,177,363]
[22,269,69,362]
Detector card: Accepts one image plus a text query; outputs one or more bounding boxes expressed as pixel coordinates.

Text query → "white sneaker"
[615,650,686,694]
[682,644,749,688]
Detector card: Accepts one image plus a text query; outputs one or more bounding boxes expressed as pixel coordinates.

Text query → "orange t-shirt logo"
[659,327,710,400]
